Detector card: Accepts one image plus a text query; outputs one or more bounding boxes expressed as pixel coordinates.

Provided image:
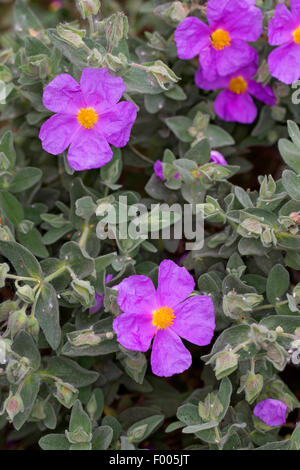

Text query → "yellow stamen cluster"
[293,26,300,44]
[152,306,175,330]
[211,29,231,51]
[77,108,98,129]
[228,76,248,94]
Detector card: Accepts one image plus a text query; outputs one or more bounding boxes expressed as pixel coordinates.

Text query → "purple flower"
[210,151,228,165]
[113,260,215,377]
[268,1,300,84]
[253,399,288,427]
[174,0,262,81]
[154,160,180,181]
[89,274,114,315]
[39,68,137,171]
[195,61,276,124]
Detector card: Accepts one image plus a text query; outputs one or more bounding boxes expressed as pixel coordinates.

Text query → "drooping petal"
[253,399,288,427]
[150,328,192,377]
[80,68,126,111]
[268,4,296,46]
[214,89,257,124]
[39,114,79,155]
[248,80,276,106]
[42,74,85,114]
[67,128,113,171]
[291,0,300,22]
[98,101,137,147]
[174,16,210,60]
[116,275,157,315]
[195,66,228,90]
[268,42,300,85]
[216,41,258,77]
[207,0,262,41]
[210,150,228,165]
[172,296,215,346]
[113,313,155,352]
[157,260,195,308]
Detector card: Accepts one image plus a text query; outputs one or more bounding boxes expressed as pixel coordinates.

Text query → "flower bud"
[54,380,79,409]
[0,301,18,323]
[67,328,101,347]
[265,342,289,371]
[16,284,35,304]
[8,308,27,338]
[290,212,300,224]
[261,227,277,248]
[2,392,24,421]
[0,263,9,288]
[86,392,98,421]
[56,24,86,48]
[66,427,92,444]
[238,371,263,404]
[198,392,223,422]
[238,218,263,238]
[209,347,239,380]
[104,52,128,73]
[71,279,95,308]
[148,60,180,91]
[26,314,40,341]
[76,0,100,19]
[6,357,30,384]
[155,1,189,25]
[259,175,276,199]
[0,225,14,241]
[105,12,129,48]
[223,291,263,320]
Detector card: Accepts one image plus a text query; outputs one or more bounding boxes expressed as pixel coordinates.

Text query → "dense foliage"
[1,0,300,450]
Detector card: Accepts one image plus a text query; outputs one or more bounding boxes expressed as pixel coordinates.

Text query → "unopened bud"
[105,12,129,48]
[209,347,239,380]
[56,24,86,48]
[8,308,27,338]
[3,392,24,421]
[54,380,78,409]
[71,279,95,308]
[26,315,40,341]
[76,0,100,19]
[6,357,30,384]
[104,52,128,72]
[16,284,35,304]
[198,392,223,422]
[155,1,189,25]
[290,212,300,224]
[239,371,263,404]
[67,328,101,347]
[238,218,263,238]
[148,60,180,91]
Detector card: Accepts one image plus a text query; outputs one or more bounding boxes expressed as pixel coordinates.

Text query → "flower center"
[152,306,175,330]
[228,76,248,94]
[211,29,231,50]
[77,108,98,129]
[293,26,300,44]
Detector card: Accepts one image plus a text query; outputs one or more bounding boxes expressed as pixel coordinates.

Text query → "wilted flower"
[39,68,137,171]
[174,0,262,81]
[195,61,275,124]
[268,1,300,84]
[113,260,215,377]
[210,151,228,165]
[253,399,288,426]
[89,274,114,315]
[153,160,179,181]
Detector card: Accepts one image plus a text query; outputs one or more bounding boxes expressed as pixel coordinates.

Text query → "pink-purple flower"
[195,61,276,124]
[268,0,300,84]
[89,274,114,315]
[210,151,228,165]
[113,260,215,377]
[253,399,288,427]
[39,68,137,171]
[174,0,262,81]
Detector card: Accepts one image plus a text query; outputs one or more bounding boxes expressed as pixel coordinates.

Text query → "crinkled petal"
[42,74,85,114]
[67,128,113,171]
[39,114,79,155]
[157,260,195,308]
[268,4,295,46]
[151,328,192,377]
[113,313,155,352]
[116,275,157,315]
[207,0,262,41]
[174,17,210,60]
[214,89,257,124]
[195,66,228,90]
[210,150,228,165]
[217,41,258,77]
[248,80,276,106]
[80,68,126,111]
[98,101,137,147]
[199,47,219,82]
[89,292,104,315]
[172,296,215,346]
[291,0,300,22]
[268,42,300,85]
[253,399,288,427]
